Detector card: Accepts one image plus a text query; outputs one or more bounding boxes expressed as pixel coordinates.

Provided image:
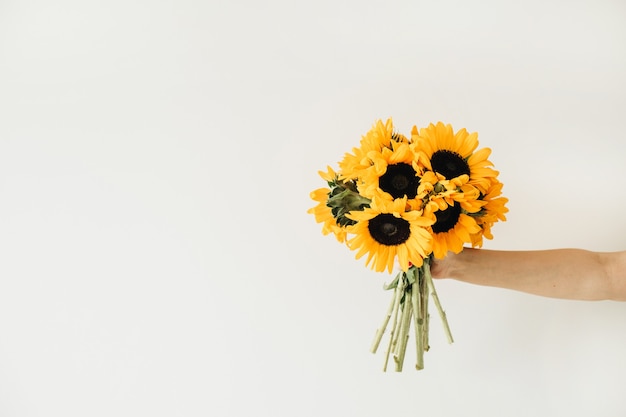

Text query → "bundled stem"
[371,262,453,371]
[370,288,398,353]
[382,274,405,372]
[394,297,413,371]
[424,260,454,344]
[411,280,424,370]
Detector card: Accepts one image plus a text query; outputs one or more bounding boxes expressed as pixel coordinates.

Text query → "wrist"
[443,248,475,282]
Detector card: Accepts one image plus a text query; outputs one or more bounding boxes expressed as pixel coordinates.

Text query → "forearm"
[434,248,626,301]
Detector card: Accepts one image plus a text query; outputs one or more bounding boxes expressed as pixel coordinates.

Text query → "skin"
[430,248,626,301]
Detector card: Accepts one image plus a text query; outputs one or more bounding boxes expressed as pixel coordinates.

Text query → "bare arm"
[430,248,626,301]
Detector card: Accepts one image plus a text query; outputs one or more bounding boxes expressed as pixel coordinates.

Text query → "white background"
[1,0,625,416]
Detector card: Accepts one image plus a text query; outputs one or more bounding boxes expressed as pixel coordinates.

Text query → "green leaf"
[383,272,402,291]
[405,267,417,285]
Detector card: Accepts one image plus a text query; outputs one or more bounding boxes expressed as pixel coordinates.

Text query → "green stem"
[411,280,424,370]
[370,284,398,354]
[383,274,405,372]
[424,260,453,344]
[421,268,430,352]
[394,296,413,372]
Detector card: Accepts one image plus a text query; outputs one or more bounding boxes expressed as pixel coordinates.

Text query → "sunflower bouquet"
[309,119,508,371]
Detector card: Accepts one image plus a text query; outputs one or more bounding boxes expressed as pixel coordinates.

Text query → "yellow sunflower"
[358,139,425,206]
[346,197,434,273]
[411,123,497,194]
[308,166,348,243]
[425,191,482,259]
[417,172,483,213]
[339,118,409,181]
[469,179,509,247]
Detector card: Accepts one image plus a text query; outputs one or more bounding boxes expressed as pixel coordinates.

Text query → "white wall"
[1,0,625,416]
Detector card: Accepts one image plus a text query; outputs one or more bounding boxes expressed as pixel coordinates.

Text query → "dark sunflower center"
[368,214,411,246]
[430,150,470,180]
[432,203,462,234]
[379,163,420,199]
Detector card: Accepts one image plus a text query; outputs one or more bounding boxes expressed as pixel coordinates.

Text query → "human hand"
[430,253,453,279]
[429,249,474,279]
